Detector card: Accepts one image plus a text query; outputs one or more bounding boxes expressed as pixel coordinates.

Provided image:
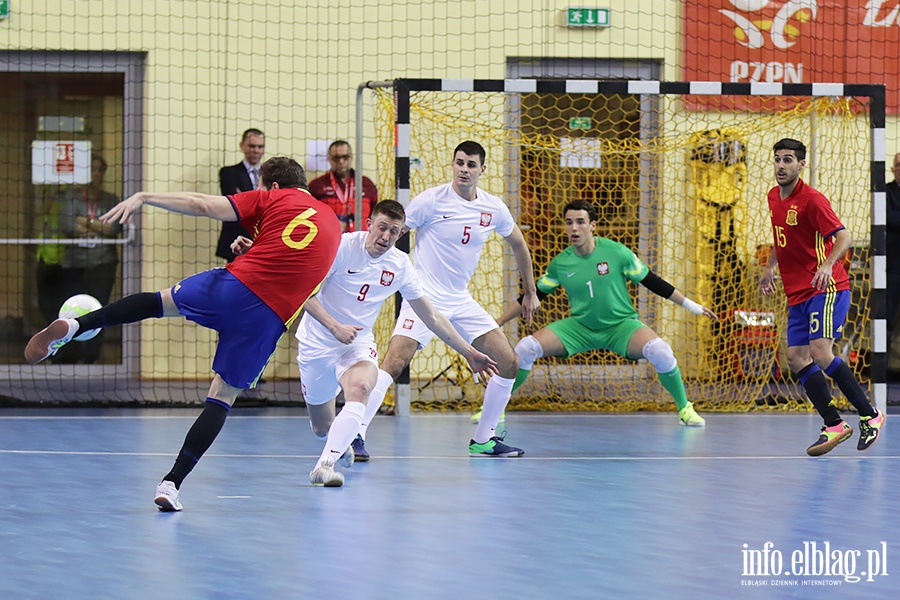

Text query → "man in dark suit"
[216,129,265,261]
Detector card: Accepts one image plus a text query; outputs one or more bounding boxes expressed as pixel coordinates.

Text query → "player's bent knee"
[515,335,544,370]
[642,337,677,373]
[309,419,328,441]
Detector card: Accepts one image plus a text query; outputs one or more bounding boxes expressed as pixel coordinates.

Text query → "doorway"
[0,51,144,400]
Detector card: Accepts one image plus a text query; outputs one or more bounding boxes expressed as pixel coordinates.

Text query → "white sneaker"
[154,480,183,511]
[339,445,355,468]
[309,456,344,487]
[24,319,79,364]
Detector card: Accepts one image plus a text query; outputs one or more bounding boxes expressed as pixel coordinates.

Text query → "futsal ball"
[58,294,102,341]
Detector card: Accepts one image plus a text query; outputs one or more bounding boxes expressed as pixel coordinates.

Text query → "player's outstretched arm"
[504,226,540,324]
[302,296,362,344]
[639,270,718,320]
[667,289,719,320]
[100,191,238,225]
[407,296,498,379]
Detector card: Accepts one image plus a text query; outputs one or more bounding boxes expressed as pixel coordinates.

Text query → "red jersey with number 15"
[226,188,341,324]
[767,179,849,306]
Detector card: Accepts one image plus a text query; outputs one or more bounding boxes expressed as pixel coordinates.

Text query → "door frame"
[0,51,145,401]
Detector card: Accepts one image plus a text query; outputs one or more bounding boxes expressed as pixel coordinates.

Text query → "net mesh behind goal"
[370,80,884,413]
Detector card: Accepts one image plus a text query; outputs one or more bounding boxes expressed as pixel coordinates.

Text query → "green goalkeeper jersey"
[537,236,649,331]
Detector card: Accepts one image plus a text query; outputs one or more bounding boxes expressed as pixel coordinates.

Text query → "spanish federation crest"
[380,270,395,286]
[480,212,492,226]
[597,262,609,275]
[786,208,798,226]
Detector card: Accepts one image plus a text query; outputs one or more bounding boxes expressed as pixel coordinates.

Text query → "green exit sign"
[569,117,592,130]
[566,7,610,27]
[0,0,9,20]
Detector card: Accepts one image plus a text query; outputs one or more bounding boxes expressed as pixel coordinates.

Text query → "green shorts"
[546,316,646,359]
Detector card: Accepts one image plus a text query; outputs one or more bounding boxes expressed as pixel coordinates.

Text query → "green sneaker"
[807,421,853,456]
[470,408,505,425]
[468,433,523,457]
[678,402,706,427]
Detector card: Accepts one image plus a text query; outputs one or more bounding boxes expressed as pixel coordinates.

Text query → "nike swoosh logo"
[441,215,451,219]
[347,269,363,274]
[566,272,575,277]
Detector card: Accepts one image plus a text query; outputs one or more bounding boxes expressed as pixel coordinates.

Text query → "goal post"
[364,78,887,414]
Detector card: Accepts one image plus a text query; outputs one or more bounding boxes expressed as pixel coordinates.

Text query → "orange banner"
[684,1,899,113]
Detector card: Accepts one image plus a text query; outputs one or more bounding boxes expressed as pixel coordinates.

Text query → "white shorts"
[296,334,379,405]
[391,297,497,348]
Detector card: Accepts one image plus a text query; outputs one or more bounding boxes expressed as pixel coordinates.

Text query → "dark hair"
[563,200,597,222]
[453,141,486,165]
[259,157,308,191]
[242,128,265,142]
[329,140,351,154]
[371,199,405,222]
[773,138,806,161]
[90,154,108,171]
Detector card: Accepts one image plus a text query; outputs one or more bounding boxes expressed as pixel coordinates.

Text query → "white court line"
[0,449,898,461]
[0,413,829,421]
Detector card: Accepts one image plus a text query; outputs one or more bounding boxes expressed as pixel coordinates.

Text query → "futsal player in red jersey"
[760,138,885,456]
[25,156,342,510]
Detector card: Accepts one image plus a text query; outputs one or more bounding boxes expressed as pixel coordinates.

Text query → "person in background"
[308,140,378,233]
[53,154,122,364]
[216,128,265,262]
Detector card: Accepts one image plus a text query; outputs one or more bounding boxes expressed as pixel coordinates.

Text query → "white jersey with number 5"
[405,183,515,303]
[295,231,424,352]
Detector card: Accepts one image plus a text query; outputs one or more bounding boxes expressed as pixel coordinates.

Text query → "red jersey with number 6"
[226,188,341,324]
[767,179,849,306]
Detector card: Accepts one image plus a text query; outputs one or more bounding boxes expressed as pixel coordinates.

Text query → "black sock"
[796,363,843,427]
[75,292,163,333]
[824,357,877,418]
[164,399,231,489]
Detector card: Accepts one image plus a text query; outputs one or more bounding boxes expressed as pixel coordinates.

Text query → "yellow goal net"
[369,80,879,414]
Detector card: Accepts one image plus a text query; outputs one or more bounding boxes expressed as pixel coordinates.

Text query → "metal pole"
[354,80,395,231]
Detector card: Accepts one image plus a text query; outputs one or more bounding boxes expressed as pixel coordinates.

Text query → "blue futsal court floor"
[1,408,897,600]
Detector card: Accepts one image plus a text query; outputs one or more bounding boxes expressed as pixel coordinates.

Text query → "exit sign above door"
[566,8,610,27]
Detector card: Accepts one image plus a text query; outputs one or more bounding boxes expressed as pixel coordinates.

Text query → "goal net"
[369,80,886,414]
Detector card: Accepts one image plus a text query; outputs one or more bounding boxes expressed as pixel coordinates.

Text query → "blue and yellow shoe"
[468,432,523,457]
[807,421,853,456]
[857,410,886,451]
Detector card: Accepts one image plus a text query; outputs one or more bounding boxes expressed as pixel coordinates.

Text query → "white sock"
[317,402,365,467]
[473,375,515,443]
[360,369,393,440]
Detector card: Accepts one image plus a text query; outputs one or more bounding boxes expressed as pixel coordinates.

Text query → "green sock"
[658,365,688,411]
[511,368,531,393]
